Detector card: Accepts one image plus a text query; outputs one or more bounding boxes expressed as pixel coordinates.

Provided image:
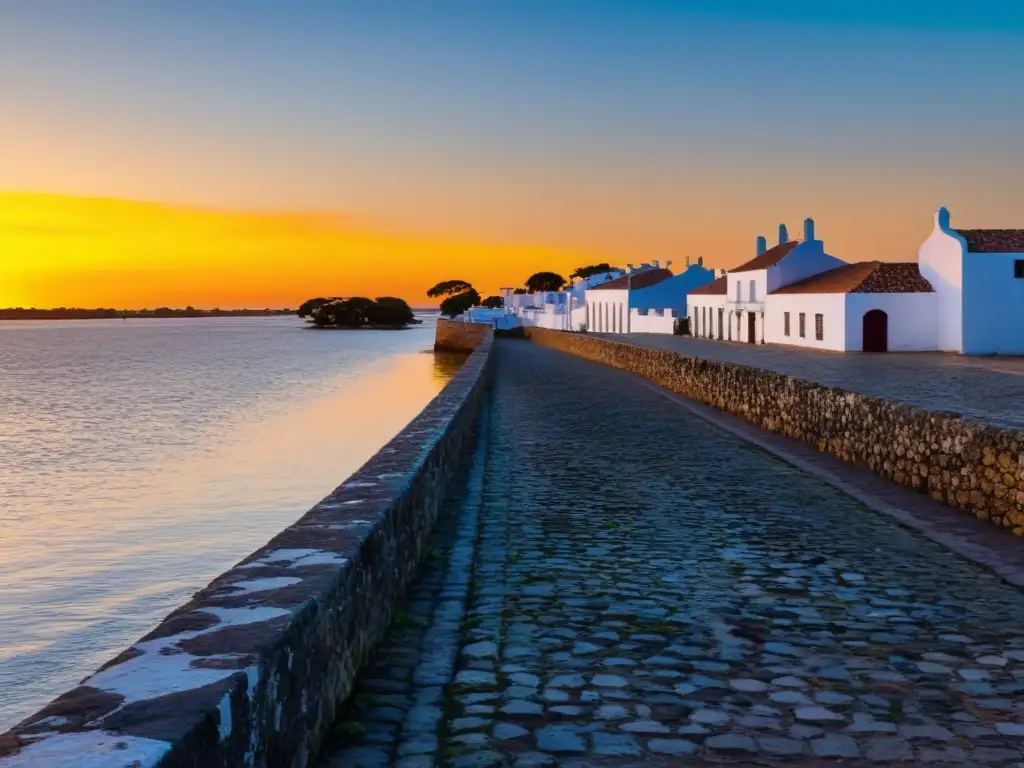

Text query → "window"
[1016,259,1024,278]
[702,306,707,337]
[815,313,824,341]
[784,312,791,337]
[749,280,756,302]
[717,308,724,340]
[799,312,806,338]
[735,281,741,302]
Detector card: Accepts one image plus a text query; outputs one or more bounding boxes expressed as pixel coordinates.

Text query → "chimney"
[778,224,789,245]
[720,268,726,277]
[653,259,660,269]
[686,255,691,266]
[697,256,704,267]
[803,217,816,242]
[756,236,767,256]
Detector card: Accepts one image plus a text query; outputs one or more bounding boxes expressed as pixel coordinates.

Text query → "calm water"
[0,314,463,731]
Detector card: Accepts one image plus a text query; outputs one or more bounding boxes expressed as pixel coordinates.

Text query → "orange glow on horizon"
[0,193,625,310]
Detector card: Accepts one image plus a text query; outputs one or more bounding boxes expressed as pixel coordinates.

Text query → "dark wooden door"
[863,309,888,352]
[747,311,756,344]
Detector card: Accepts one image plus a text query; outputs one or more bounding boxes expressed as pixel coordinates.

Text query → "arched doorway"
[863,309,888,352]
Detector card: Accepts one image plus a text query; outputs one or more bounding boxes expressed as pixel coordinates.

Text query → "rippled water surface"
[0,314,462,731]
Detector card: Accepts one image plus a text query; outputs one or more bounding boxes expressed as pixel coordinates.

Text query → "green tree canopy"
[426,280,473,299]
[439,288,481,318]
[570,263,617,281]
[525,272,567,293]
[481,295,504,309]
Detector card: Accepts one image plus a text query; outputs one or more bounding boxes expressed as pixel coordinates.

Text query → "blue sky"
[2,0,1023,272]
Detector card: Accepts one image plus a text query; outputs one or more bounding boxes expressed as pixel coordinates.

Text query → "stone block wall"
[0,337,494,768]
[526,328,1024,534]
[434,318,492,352]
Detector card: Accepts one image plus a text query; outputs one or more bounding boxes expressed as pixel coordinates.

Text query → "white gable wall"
[917,209,965,352]
[844,293,937,352]
[764,294,847,351]
[962,252,1024,355]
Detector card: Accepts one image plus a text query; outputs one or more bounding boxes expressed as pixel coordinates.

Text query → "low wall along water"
[526,327,1024,534]
[433,318,491,353]
[0,334,493,767]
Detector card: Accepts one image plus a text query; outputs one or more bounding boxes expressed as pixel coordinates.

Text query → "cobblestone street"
[610,334,1024,430]
[321,341,1024,767]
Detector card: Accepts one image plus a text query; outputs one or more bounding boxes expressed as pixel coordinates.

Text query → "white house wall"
[764,294,847,351]
[844,293,937,352]
[962,253,1024,355]
[917,213,965,352]
[629,308,676,334]
[586,291,630,333]
[688,296,728,340]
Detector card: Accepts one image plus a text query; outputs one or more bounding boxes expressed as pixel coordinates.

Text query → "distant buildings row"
[461,207,1024,355]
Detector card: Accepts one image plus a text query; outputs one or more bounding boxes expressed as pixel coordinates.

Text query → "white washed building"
[919,207,1024,355]
[689,218,846,344]
[688,209,1024,355]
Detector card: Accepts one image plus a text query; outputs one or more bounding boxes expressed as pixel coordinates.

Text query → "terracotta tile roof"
[771,262,934,295]
[955,229,1024,253]
[730,240,801,273]
[589,268,673,291]
[688,275,727,295]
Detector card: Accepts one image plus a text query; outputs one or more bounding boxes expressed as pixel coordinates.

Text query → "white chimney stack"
[803,217,816,242]
[778,224,789,245]
[756,236,767,256]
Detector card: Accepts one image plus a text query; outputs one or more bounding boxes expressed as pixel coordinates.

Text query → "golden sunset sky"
[3,2,1023,309]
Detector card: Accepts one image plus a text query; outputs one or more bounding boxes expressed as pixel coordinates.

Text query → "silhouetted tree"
[524,272,566,293]
[481,295,504,309]
[371,297,415,325]
[308,297,416,328]
[298,297,334,318]
[426,280,473,299]
[570,263,616,281]
[439,289,481,318]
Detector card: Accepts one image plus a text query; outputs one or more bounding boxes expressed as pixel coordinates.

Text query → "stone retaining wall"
[434,318,491,352]
[526,328,1024,534]
[0,334,494,768]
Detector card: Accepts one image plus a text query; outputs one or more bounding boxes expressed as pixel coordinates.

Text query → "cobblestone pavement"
[320,341,1024,766]
[609,334,1024,430]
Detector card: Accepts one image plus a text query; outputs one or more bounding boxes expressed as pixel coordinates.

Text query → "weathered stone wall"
[434,318,491,352]
[526,327,1024,533]
[0,335,494,768]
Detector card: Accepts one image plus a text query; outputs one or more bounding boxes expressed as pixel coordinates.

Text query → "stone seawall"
[0,335,494,767]
[434,318,491,352]
[526,328,1024,534]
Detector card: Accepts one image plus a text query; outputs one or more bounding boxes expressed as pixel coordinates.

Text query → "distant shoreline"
[0,308,438,321]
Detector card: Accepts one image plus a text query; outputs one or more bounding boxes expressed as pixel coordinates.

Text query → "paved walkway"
[608,334,1024,430]
[320,342,1024,767]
